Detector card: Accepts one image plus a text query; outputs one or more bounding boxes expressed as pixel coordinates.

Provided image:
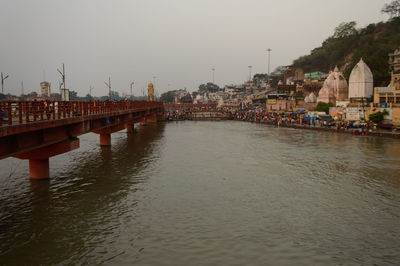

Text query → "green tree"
[315,102,334,114]
[198,83,220,94]
[253,73,268,84]
[369,109,389,124]
[179,94,193,103]
[333,21,357,39]
[160,91,175,103]
[382,0,400,18]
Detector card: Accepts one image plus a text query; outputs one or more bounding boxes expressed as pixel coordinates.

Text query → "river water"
[0,121,400,265]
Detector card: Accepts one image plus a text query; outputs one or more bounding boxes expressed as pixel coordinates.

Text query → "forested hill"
[292,17,400,86]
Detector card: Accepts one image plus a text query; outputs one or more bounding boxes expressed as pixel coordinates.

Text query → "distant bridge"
[0,101,163,180]
[164,103,232,120]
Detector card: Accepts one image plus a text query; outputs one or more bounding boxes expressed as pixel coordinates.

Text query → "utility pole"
[267,48,272,80]
[248,65,252,82]
[1,72,9,95]
[212,68,215,84]
[153,76,157,101]
[89,86,94,98]
[57,63,69,101]
[104,77,111,101]
[130,82,134,100]
[57,63,66,90]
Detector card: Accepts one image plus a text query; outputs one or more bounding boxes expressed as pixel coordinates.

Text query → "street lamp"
[130,82,134,100]
[211,68,215,84]
[267,48,272,86]
[1,72,9,95]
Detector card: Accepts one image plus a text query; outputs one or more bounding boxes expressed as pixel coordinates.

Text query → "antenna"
[104,77,111,100]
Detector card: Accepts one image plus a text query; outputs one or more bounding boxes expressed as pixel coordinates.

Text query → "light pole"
[211,68,215,84]
[1,72,9,95]
[104,77,111,100]
[267,48,272,80]
[248,65,252,82]
[153,76,157,100]
[89,86,94,98]
[130,82,134,100]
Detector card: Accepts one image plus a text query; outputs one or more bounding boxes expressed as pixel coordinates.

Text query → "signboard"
[267,99,277,104]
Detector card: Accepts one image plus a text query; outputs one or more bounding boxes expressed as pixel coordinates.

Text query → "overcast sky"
[0,0,390,96]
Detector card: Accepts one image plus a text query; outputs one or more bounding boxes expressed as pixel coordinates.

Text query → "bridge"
[0,101,163,180]
[164,103,232,120]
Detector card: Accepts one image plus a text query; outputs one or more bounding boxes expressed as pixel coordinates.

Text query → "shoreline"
[164,118,400,139]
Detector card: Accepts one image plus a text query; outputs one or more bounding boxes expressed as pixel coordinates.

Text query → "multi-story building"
[40,81,51,98]
[372,48,400,125]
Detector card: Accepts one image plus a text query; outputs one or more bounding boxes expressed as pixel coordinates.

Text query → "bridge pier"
[100,133,111,146]
[13,138,80,180]
[29,159,50,180]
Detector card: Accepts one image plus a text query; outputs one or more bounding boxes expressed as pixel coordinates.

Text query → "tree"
[382,0,400,18]
[179,94,193,103]
[69,90,78,100]
[253,73,269,85]
[315,102,334,114]
[198,83,220,94]
[160,91,175,103]
[333,21,357,39]
[368,109,389,124]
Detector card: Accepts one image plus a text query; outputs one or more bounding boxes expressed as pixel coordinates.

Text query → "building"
[371,48,400,126]
[40,81,51,98]
[317,66,348,105]
[348,59,374,99]
[389,48,400,76]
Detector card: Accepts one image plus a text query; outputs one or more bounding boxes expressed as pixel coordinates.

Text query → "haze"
[0,0,389,97]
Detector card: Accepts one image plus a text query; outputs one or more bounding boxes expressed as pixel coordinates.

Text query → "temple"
[348,58,374,99]
[317,66,348,104]
[148,82,154,102]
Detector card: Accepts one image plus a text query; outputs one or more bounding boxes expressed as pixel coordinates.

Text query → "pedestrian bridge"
[0,101,163,180]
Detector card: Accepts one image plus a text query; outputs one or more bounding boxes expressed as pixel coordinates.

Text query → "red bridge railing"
[0,101,163,126]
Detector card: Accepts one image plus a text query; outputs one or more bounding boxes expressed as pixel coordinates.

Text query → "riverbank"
[241,119,400,139]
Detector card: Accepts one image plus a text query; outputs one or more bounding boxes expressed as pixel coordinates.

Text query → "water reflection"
[0,123,165,265]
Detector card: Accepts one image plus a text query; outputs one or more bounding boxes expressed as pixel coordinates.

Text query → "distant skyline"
[0,0,391,96]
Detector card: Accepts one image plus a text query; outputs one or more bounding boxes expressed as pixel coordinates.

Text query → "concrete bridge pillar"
[100,133,111,146]
[29,158,50,180]
[13,138,80,180]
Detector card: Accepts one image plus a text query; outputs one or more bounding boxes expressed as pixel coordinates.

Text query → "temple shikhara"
[316,66,348,105]
[348,58,374,99]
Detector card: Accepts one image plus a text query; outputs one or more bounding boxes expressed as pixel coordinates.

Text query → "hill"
[292,17,400,86]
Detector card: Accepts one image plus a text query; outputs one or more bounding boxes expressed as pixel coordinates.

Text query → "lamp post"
[267,48,272,86]
[1,72,9,95]
[130,82,134,100]
[104,77,111,100]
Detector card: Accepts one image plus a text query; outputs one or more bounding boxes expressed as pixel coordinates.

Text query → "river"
[1,121,400,265]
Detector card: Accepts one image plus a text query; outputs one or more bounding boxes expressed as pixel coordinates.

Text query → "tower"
[148,82,154,102]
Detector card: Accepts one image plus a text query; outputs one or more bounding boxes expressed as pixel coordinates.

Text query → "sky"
[0,0,391,97]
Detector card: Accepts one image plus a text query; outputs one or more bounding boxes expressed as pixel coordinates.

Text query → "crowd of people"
[233,107,386,133]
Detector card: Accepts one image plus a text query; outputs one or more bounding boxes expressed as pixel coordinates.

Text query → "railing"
[0,101,163,126]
